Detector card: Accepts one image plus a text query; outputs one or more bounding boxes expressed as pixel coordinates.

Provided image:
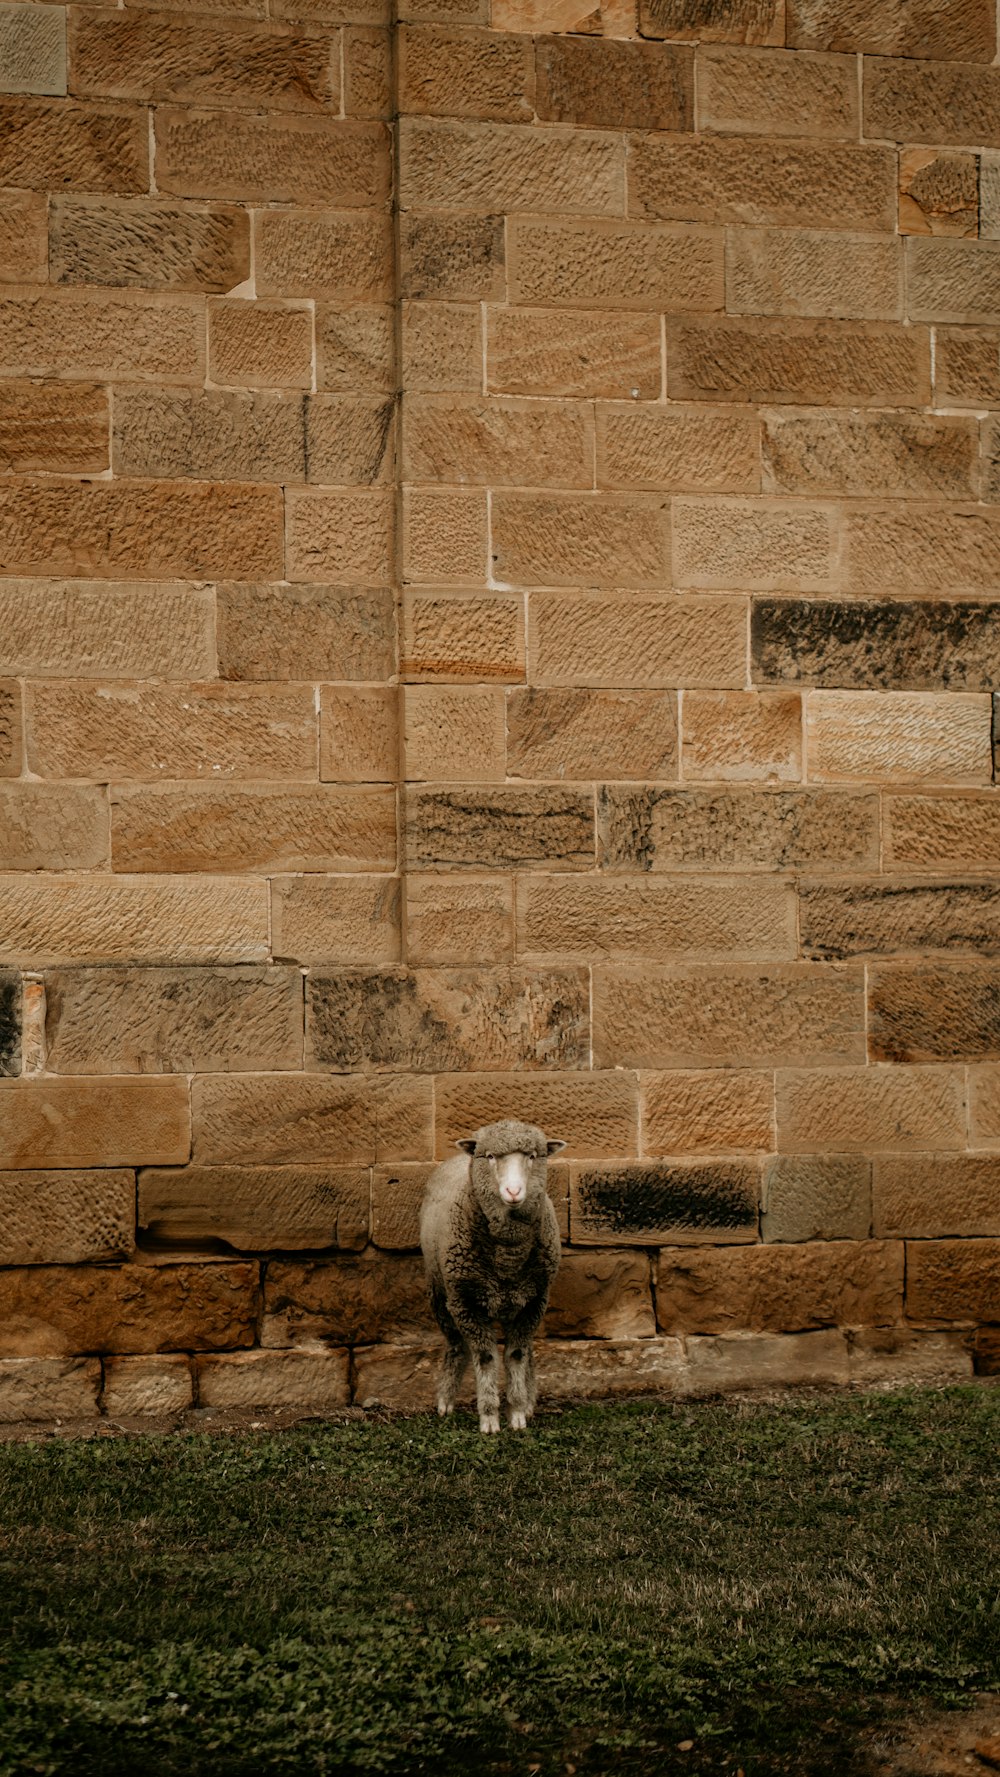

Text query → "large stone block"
[0,1262,257,1356]
[0,972,19,1076]
[113,387,306,484]
[905,1239,1000,1323]
[535,34,692,130]
[657,1240,902,1334]
[263,1254,428,1345]
[0,873,268,968]
[112,786,396,874]
[371,1161,436,1250]
[593,962,864,1069]
[0,191,46,283]
[103,1354,193,1418]
[403,488,487,582]
[787,0,994,59]
[405,787,594,871]
[871,964,1000,1060]
[139,1164,368,1250]
[0,785,108,873]
[0,681,20,777]
[874,1155,1000,1239]
[398,23,531,120]
[847,1327,972,1387]
[762,1155,871,1242]
[69,9,338,110]
[529,593,747,689]
[271,875,401,967]
[728,227,901,322]
[404,395,592,488]
[776,1065,965,1155]
[0,95,144,193]
[320,687,398,783]
[255,211,392,301]
[546,1251,655,1339]
[208,301,313,391]
[318,302,394,391]
[306,394,396,485]
[198,1349,350,1410]
[667,317,929,407]
[404,875,512,965]
[351,1342,441,1410]
[935,327,1000,407]
[804,886,1000,965]
[50,195,249,293]
[216,583,394,683]
[400,211,505,301]
[907,237,1000,325]
[681,690,802,784]
[44,966,302,1075]
[401,300,482,394]
[0,1358,100,1424]
[752,596,999,691]
[507,215,721,310]
[762,413,977,502]
[0,1169,133,1265]
[435,1071,638,1160]
[884,794,1000,872]
[193,1074,433,1164]
[0,580,214,680]
[402,591,522,680]
[0,287,205,385]
[519,876,796,964]
[399,117,624,215]
[673,497,835,591]
[156,110,387,205]
[686,1330,849,1392]
[285,487,393,583]
[492,491,671,588]
[970,1063,1000,1146]
[898,148,977,238]
[638,0,782,44]
[806,689,992,785]
[404,685,505,783]
[571,1159,759,1245]
[599,786,879,874]
[630,135,894,231]
[538,1336,690,1400]
[597,404,758,494]
[488,306,661,400]
[0,1077,189,1168]
[641,1070,773,1155]
[697,44,856,138]
[0,4,65,96]
[0,380,108,474]
[508,688,677,782]
[864,56,1000,150]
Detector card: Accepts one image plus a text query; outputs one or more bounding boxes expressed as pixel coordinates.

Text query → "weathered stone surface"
[139,1165,368,1250]
[686,1330,849,1392]
[209,299,313,390]
[403,591,522,681]
[405,395,592,488]
[103,1355,193,1417]
[405,788,594,871]
[804,887,1000,967]
[0,1170,134,1264]
[399,117,624,217]
[597,405,758,494]
[492,0,629,31]
[728,228,901,323]
[400,212,505,301]
[865,56,1000,151]
[0,381,108,474]
[507,216,721,311]
[753,598,999,693]
[50,195,250,293]
[285,487,393,583]
[44,966,302,1075]
[639,0,782,45]
[762,1155,871,1242]
[271,876,401,966]
[546,1251,654,1339]
[0,580,214,680]
[529,593,747,689]
[0,1263,257,1356]
[320,687,397,784]
[973,1328,1000,1374]
[521,877,796,964]
[787,0,994,59]
[630,136,894,231]
[668,317,929,407]
[0,94,146,191]
[508,689,677,782]
[198,1349,351,1410]
[571,1159,759,1245]
[399,23,531,121]
[113,386,305,483]
[403,488,487,583]
[657,1240,902,1334]
[599,786,877,875]
[401,300,482,394]
[488,307,662,400]
[435,1071,638,1160]
[318,303,394,391]
[681,691,801,784]
[935,328,1000,407]
[874,1155,1000,1239]
[371,1161,436,1249]
[0,287,205,384]
[674,497,834,591]
[262,1254,427,1345]
[306,967,589,1072]
[307,394,396,485]
[0,1358,100,1424]
[404,686,505,783]
[698,46,856,139]
[807,689,992,785]
[0,681,20,777]
[217,583,394,682]
[493,491,671,588]
[776,1065,965,1155]
[344,23,393,118]
[0,874,268,968]
[156,110,386,206]
[536,35,692,130]
[0,972,18,1077]
[538,1337,689,1399]
[642,1070,773,1155]
[193,1074,433,1164]
[404,877,512,966]
[70,9,338,110]
[899,148,978,238]
[0,191,46,282]
[255,211,392,302]
[762,414,977,502]
[0,4,66,96]
[112,786,396,874]
[351,1342,444,1410]
[884,794,1000,872]
[0,1077,189,1168]
[847,1327,972,1386]
[593,963,864,1069]
[905,1239,1000,1323]
[908,237,1000,325]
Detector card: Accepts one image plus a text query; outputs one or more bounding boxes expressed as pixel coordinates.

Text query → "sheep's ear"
[455,1139,478,1155]
[546,1139,567,1156]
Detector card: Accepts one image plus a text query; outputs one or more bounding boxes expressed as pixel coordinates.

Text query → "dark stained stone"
[535,36,693,131]
[752,598,1000,692]
[571,1160,758,1244]
[639,0,782,43]
[869,963,1000,1061]
[400,212,504,301]
[599,786,878,873]
[787,0,994,60]
[263,1254,428,1345]
[406,787,594,871]
[0,972,19,1076]
[801,881,1000,961]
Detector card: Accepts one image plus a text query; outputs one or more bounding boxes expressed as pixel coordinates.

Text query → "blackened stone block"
[570,1160,759,1245]
[599,785,878,873]
[801,880,1000,960]
[752,598,1000,692]
[0,973,19,1077]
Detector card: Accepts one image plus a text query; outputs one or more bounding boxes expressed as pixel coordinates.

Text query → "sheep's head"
[456,1119,565,1222]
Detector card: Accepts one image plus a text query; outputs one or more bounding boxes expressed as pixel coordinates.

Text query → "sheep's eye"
[488,1155,497,1166]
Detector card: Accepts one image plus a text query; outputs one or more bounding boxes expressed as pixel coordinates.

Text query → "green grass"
[0,1386,998,1776]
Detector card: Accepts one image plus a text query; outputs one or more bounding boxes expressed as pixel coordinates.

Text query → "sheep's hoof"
[479,1413,501,1435]
[437,1401,454,1417]
[509,1410,527,1431]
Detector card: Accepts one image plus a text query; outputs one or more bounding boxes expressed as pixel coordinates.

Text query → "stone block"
[402,592,523,681]
[256,211,392,301]
[493,491,671,588]
[600,786,879,875]
[907,237,1000,325]
[112,786,396,875]
[352,1342,441,1410]
[864,56,1000,151]
[507,215,722,311]
[404,686,505,782]
[198,1349,351,1410]
[69,9,338,110]
[0,4,65,96]
[571,1159,759,1245]
[657,1240,902,1335]
[667,316,929,407]
[0,190,46,282]
[674,497,834,591]
[899,148,978,238]
[306,966,589,1071]
[846,505,1000,595]
[629,135,894,231]
[208,300,313,390]
[344,25,391,118]
[847,1328,972,1387]
[487,306,661,400]
[0,972,18,1075]
[905,1239,1000,1324]
[762,1155,871,1242]
[0,286,205,384]
[404,876,511,965]
[263,1254,428,1345]
[884,794,1000,873]
[401,301,482,394]
[593,963,864,1069]
[776,1065,965,1155]
[371,1161,436,1250]
[787,0,994,58]
[306,394,396,485]
[763,411,979,501]
[399,116,623,216]
[400,211,505,301]
[113,386,306,484]
[535,34,692,130]
[435,1071,637,1160]
[139,1164,368,1251]
[642,1070,773,1156]
[320,687,398,784]
[973,1328,1000,1374]
[399,23,532,120]
[0,580,214,681]
[752,596,996,691]
[681,690,801,784]
[538,1336,689,1399]
[0,681,21,777]
[493,0,628,29]
[638,0,783,44]
[597,404,758,494]
[405,786,593,871]
[803,886,1000,965]
[103,1355,193,1417]
[546,1251,654,1339]
[0,1358,100,1424]
[935,327,1000,407]
[508,688,677,782]
[193,1074,433,1164]
[0,1077,189,1168]
[874,1155,1000,1240]
[685,1330,849,1393]
[0,874,268,968]
[271,875,401,967]
[874,955,1000,1058]
[50,194,249,293]
[0,93,145,192]
[285,487,393,583]
[404,395,593,488]
[156,110,386,205]
[402,490,488,583]
[317,303,394,392]
[217,584,394,683]
[0,1262,257,1357]
[697,44,855,138]
[0,1169,134,1265]
[44,966,303,1076]
[728,228,901,322]
[970,1063,1000,1145]
[518,876,796,964]
[529,592,747,689]
[806,689,992,785]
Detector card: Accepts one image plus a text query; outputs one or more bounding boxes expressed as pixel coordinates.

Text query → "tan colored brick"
[536,35,691,130]
[699,46,855,139]
[320,686,397,783]
[399,24,532,120]
[630,135,894,231]
[69,9,338,110]
[529,592,747,689]
[403,489,487,582]
[113,785,396,874]
[50,195,249,293]
[871,961,1000,1065]
[642,1070,773,1155]
[406,785,593,870]
[0,192,46,282]
[102,1355,193,1417]
[209,300,313,390]
[317,303,394,392]
[371,1161,436,1249]
[864,56,1000,152]
[970,1062,1000,1145]
[493,492,670,589]
[907,237,1000,326]
[0,477,282,580]
[197,1349,351,1409]
[686,1329,849,1391]
[0,94,145,191]
[344,25,391,118]
[350,1342,443,1411]
[667,317,930,407]
[849,1327,972,1387]
[404,685,505,781]
[806,887,1000,966]
[899,148,978,239]
[0,286,205,384]
[0,382,106,475]
[597,405,758,494]
[0,784,108,872]
[806,690,992,786]
[884,793,1000,873]
[0,873,268,967]
[762,1155,871,1242]
[508,688,677,781]
[776,1064,965,1155]
[217,583,394,682]
[399,117,623,216]
[401,301,482,393]
[256,211,392,301]
[435,1070,637,1159]
[592,962,864,1069]
[638,0,783,45]
[156,109,386,205]
[403,591,523,680]
[263,1253,427,1345]
[981,152,1000,239]
[272,874,400,965]
[286,487,393,582]
[571,1157,759,1245]
[508,216,722,311]
[0,1169,133,1264]
[0,1077,190,1168]
[487,306,661,400]
[727,230,902,322]
[874,1155,1000,1240]
[787,0,994,59]
[0,3,65,96]
[400,211,504,302]
[519,876,796,962]
[599,787,878,874]
[0,1358,100,1423]
[657,1241,902,1334]
[113,387,305,484]
[846,506,1000,595]
[682,690,802,784]
[45,966,303,1076]
[673,497,835,591]
[540,1337,691,1401]
[404,395,593,488]
[405,874,513,963]
[193,1073,433,1163]
[761,412,978,500]
[304,390,394,484]
[547,1250,654,1340]
[0,681,21,778]
[905,1238,1000,1324]
[26,680,315,783]
[139,1164,368,1249]
[495,0,629,29]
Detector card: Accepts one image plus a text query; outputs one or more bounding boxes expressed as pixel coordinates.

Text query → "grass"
[0,1385,998,1776]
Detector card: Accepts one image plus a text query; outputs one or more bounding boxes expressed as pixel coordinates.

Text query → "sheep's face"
[456,1119,566,1222]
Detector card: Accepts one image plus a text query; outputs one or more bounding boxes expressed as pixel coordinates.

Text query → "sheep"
[420,1119,566,1434]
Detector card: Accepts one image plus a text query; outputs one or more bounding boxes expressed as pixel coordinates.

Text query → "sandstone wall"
[0,0,998,1423]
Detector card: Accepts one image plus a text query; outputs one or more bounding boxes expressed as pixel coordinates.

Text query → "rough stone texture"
[847,1328,972,1387]
[262,1254,428,1345]
[0,381,109,475]
[752,597,999,692]
[44,966,303,1075]
[686,1330,849,1393]
[320,687,398,783]
[403,876,512,965]
[399,118,624,217]
[597,785,878,874]
[884,794,1000,872]
[761,415,977,501]
[935,328,1000,407]
[869,963,1000,1063]
[216,584,394,683]
[0,1358,100,1424]
[0,287,205,384]
[0,581,215,680]
[874,1156,1000,1240]
[642,1070,773,1155]
[197,1349,351,1410]
[494,490,671,588]
[629,137,894,231]
[535,35,692,130]
[69,10,339,111]
[593,963,863,1069]
[657,1240,902,1334]
[0,972,19,1077]
[0,191,47,283]
[697,46,856,139]
[271,876,401,966]
[681,690,801,784]
[487,307,661,400]
[548,1254,655,1339]
[638,0,783,44]
[542,1337,690,1399]
[434,1071,638,1159]
[103,1355,193,1417]
[908,238,1000,325]
[0,874,268,967]
[113,387,306,484]
[0,96,146,194]
[529,593,747,689]
[0,4,66,96]
[400,212,505,301]
[806,690,992,785]
[802,883,1000,964]
[318,304,395,390]
[667,317,929,407]
[519,876,796,964]
[508,689,678,781]
[351,1342,444,1410]
[898,149,978,239]
[570,1159,759,1245]
[208,300,313,390]
[598,406,758,494]
[112,786,396,874]
[905,1239,1000,1324]
[507,217,721,311]
[404,686,505,783]
[50,196,250,294]
[156,111,387,206]
[371,1161,436,1249]
[0,681,20,778]
[405,787,594,871]
[403,591,522,681]
[762,1156,871,1243]
[138,1160,367,1252]
[727,229,901,323]
[674,497,834,591]
[255,211,393,302]
[787,0,994,59]
[399,24,532,121]
[403,489,488,582]
[0,1263,257,1356]
[776,1065,966,1155]
[193,1074,433,1164]
[0,1077,190,1168]
[0,1170,134,1265]
[865,57,1000,152]
[405,394,592,488]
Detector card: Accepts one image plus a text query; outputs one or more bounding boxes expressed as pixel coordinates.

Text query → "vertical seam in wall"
[389,0,406,965]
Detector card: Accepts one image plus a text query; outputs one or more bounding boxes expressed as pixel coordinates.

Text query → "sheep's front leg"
[504,1299,547,1430]
[472,1341,501,1434]
[430,1281,469,1416]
